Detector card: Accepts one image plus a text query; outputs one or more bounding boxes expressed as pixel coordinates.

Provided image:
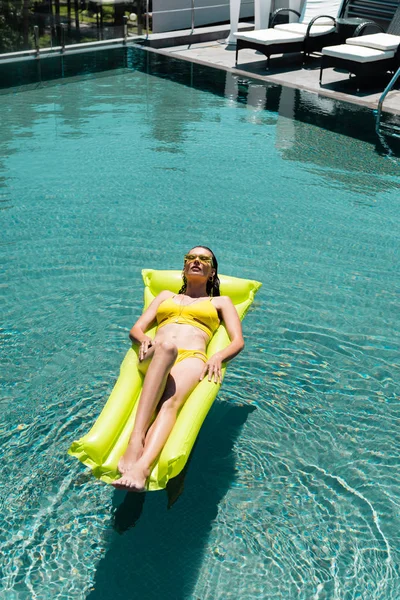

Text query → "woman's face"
[183,246,215,281]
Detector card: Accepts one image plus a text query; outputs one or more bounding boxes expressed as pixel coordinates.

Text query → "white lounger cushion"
[301,0,342,25]
[275,23,336,37]
[322,43,395,62]
[346,33,400,51]
[234,30,305,45]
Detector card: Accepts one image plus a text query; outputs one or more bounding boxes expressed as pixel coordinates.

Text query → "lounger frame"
[319,3,400,84]
[319,51,399,81]
[235,10,339,69]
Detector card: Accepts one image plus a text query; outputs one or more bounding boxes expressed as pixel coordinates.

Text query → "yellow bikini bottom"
[175,349,208,365]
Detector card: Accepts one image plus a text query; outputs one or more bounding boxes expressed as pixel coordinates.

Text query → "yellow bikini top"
[156,296,220,338]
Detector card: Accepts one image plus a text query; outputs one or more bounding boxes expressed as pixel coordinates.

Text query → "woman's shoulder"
[153,290,176,305]
[157,290,176,297]
[211,295,234,309]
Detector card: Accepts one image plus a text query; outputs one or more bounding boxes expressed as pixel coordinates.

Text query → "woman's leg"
[113,357,205,492]
[117,341,178,474]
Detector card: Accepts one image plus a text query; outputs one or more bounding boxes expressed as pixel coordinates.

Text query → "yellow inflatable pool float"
[69,269,261,491]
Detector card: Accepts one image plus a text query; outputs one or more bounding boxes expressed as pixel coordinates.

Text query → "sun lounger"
[234,0,343,68]
[320,3,400,82]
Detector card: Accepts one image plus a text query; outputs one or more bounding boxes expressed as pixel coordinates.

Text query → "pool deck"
[144,26,400,117]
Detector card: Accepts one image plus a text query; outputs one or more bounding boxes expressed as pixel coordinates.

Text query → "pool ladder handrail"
[123,15,128,43]
[34,23,65,55]
[376,66,400,137]
[34,25,40,56]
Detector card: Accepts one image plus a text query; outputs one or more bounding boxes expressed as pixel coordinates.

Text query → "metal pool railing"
[376,67,400,136]
[147,0,197,36]
[0,1,141,55]
[0,0,226,63]
[0,0,240,56]
[147,0,252,36]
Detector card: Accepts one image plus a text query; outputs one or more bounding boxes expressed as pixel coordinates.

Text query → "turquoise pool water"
[1,48,400,599]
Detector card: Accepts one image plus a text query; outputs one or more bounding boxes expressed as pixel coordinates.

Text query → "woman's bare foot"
[112,461,150,493]
[118,436,144,474]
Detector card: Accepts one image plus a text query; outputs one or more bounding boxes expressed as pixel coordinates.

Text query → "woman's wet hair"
[179,246,221,297]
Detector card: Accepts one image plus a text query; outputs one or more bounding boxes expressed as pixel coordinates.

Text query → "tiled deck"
[146,33,400,116]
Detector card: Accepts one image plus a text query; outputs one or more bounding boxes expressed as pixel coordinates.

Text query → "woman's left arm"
[200,297,245,383]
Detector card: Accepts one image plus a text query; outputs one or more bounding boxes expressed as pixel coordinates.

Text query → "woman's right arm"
[129,290,172,345]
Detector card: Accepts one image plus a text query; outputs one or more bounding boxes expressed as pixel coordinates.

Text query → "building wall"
[152,0,255,33]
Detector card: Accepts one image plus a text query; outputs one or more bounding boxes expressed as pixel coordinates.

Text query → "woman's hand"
[200,353,223,384]
[138,336,154,361]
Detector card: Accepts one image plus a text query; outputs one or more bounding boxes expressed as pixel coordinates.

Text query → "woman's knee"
[159,394,183,413]
[154,341,178,362]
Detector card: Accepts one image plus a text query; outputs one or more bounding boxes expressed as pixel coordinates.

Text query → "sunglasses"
[184,254,213,265]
